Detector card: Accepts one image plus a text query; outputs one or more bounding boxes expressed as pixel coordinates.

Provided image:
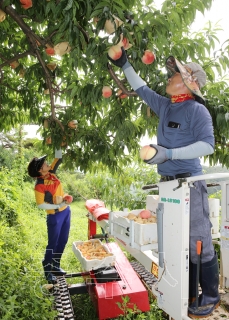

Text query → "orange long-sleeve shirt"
[34,157,67,214]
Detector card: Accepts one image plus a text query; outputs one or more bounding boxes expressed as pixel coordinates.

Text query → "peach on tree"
[46,62,57,71]
[10,61,19,69]
[117,89,127,99]
[20,0,33,9]
[46,137,52,144]
[68,120,78,129]
[19,68,25,78]
[141,50,155,65]
[104,16,123,34]
[54,42,71,56]
[102,86,112,98]
[0,9,6,22]
[45,46,55,56]
[43,119,49,129]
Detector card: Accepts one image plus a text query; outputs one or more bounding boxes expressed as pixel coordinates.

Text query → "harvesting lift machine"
[51,173,229,320]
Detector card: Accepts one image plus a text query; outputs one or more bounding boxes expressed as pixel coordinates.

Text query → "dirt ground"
[200,289,229,320]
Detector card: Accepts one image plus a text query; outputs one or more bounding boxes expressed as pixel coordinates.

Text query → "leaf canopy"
[0,0,229,171]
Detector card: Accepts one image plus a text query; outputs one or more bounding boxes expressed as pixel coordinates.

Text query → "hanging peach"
[10,61,19,69]
[93,17,100,26]
[104,16,123,34]
[45,137,52,145]
[102,86,112,98]
[117,89,128,99]
[43,119,49,129]
[46,62,57,71]
[68,120,78,129]
[141,50,155,65]
[45,46,55,56]
[54,42,71,56]
[0,9,6,22]
[20,0,32,9]
[19,68,25,78]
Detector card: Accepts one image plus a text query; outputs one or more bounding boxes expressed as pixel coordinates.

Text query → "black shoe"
[46,272,57,284]
[188,252,220,318]
[52,257,66,276]
[42,260,57,283]
[52,265,66,276]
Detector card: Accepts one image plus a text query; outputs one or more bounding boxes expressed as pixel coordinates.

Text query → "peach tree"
[0,0,229,172]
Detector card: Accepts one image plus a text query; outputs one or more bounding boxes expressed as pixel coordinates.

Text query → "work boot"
[189,260,197,304]
[188,252,220,318]
[52,254,66,276]
[42,260,57,283]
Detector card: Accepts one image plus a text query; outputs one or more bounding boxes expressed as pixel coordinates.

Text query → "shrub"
[0,167,22,226]
[0,222,57,320]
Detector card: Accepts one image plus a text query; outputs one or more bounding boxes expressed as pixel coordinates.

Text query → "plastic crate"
[72,239,116,271]
[112,209,157,245]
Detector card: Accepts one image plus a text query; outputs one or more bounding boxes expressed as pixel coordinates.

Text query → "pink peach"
[102,86,112,98]
[117,89,127,99]
[108,45,122,60]
[139,145,157,160]
[139,209,152,219]
[141,50,155,65]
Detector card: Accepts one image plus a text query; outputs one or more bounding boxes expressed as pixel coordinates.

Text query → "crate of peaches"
[113,209,158,245]
[72,239,116,271]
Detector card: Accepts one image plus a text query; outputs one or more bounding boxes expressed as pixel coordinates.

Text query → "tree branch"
[0,1,64,132]
[107,63,137,97]
[0,81,22,92]
[0,1,53,48]
[76,23,89,44]
[0,51,33,69]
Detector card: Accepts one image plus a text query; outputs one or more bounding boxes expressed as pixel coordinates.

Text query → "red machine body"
[86,219,150,319]
[87,242,150,320]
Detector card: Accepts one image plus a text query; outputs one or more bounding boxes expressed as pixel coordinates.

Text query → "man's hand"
[63,194,73,204]
[107,46,127,68]
[144,144,168,165]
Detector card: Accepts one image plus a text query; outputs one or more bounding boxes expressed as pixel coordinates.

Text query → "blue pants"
[44,206,71,263]
[189,180,214,264]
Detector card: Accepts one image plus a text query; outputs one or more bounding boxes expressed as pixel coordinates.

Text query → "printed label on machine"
[151,262,158,278]
[160,197,180,204]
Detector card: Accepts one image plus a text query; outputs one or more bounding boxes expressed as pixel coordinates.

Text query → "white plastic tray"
[72,239,116,271]
[113,209,158,245]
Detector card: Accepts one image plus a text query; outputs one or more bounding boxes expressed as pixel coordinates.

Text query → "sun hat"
[166,56,206,104]
[28,155,47,177]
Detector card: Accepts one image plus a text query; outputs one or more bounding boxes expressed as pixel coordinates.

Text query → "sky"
[154,0,228,45]
[189,0,228,45]
[24,0,229,140]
